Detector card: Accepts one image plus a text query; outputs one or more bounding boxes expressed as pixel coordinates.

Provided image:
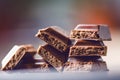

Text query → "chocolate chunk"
[1,44,36,70]
[37,44,67,72]
[70,24,111,41]
[35,27,71,52]
[1,45,26,70]
[69,40,107,57]
[63,57,108,72]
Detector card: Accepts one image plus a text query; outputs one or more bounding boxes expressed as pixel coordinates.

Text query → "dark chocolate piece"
[36,27,71,52]
[37,44,67,71]
[63,57,108,72]
[69,40,107,57]
[70,24,111,41]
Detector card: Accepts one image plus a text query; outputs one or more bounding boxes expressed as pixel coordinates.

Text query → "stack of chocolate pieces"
[35,27,71,72]
[64,24,111,72]
[1,24,111,72]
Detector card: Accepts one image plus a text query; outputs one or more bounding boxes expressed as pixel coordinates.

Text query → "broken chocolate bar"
[37,44,67,71]
[35,27,71,52]
[1,45,26,70]
[1,44,36,70]
[63,56,108,72]
[70,24,111,40]
[69,40,107,57]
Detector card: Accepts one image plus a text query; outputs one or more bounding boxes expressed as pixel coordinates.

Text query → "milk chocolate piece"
[1,45,26,70]
[37,44,67,71]
[36,27,71,52]
[69,40,107,57]
[1,45,37,70]
[63,57,108,72]
[70,24,111,40]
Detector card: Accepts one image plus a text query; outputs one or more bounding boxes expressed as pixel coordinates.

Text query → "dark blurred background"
[1,0,120,30]
[0,0,120,74]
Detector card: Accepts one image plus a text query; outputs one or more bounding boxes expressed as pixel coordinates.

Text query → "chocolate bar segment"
[37,44,67,71]
[63,57,108,72]
[1,45,26,70]
[69,40,107,57]
[1,44,38,71]
[70,24,111,40]
[36,27,71,52]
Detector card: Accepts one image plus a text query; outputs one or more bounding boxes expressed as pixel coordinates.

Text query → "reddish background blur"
[0,0,120,30]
